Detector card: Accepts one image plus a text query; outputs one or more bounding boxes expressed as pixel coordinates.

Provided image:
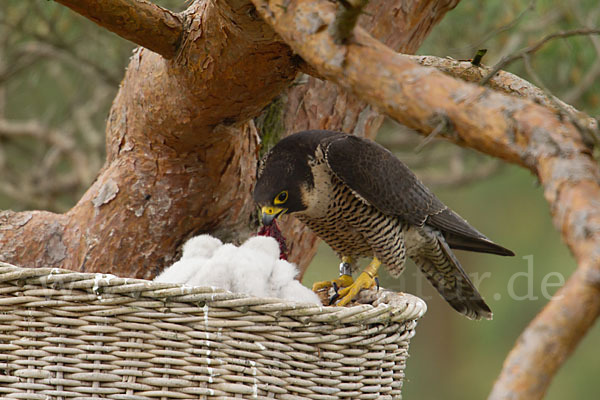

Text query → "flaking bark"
[249,0,600,398]
[3,0,596,397]
[277,1,459,273]
[54,0,184,59]
[0,0,457,278]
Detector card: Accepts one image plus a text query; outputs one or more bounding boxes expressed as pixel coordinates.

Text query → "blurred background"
[1,0,599,399]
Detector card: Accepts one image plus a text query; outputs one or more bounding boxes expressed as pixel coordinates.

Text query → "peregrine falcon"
[253,130,514,319]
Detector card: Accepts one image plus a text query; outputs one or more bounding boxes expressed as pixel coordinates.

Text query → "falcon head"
[253,130,341,225]
[253,143,311,226]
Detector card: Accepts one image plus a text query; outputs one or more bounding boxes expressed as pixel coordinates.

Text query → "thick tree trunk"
[3,1,599,397]
[0,0,458,279]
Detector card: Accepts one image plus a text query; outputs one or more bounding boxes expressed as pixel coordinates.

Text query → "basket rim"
[0,261,427,325]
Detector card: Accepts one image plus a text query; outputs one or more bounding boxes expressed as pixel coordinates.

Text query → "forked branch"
[482,28,600,85]
[54,0,183,59]
[249,0,600,398]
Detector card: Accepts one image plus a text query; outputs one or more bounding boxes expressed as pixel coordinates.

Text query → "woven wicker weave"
[0,262,426,400]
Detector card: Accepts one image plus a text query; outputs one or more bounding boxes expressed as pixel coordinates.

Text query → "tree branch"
[251,0,588,165]
[459,0,536,56]
[1,0,457,280]
[482,28,600,85]
[488,267,600,400]
[271,0,460,274]
[250,0,600,398]
[54,0,184,59]
[407,55,599,146]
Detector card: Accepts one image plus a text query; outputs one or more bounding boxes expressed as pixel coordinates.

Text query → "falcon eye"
[274,190,288,204]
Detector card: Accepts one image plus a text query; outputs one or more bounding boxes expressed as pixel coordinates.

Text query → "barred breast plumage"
[253,130,514,319]
[296,150,407,276]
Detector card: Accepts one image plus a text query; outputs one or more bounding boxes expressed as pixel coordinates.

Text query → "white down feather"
[154,234,321,305]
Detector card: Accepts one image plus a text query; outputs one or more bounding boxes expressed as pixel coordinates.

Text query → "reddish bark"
[0,0,457,279]
[277,0,459,272]
[249,0,600,397]
[1,0,297,278]
[410,55,597,134]
[4,0,597,397]
[55,0,183,59]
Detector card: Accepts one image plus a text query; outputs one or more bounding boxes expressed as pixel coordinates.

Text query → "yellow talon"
[312,274,354,291]
[312,256,355,292]
[336,258,381,306]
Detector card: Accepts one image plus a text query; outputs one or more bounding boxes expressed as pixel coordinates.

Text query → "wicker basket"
[0,262,426,400]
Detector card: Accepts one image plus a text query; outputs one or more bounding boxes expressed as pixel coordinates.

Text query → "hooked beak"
[261,206,286,226]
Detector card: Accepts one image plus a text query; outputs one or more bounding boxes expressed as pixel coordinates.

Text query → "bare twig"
[523,53,600,149]
[0,114,104,211]
[451,0,535,55]
[332,0,370,44]
[0,119,75,151]
[470,49,487,67]
[0,50,46,84]
[379,126,502,188]
[481,28,600,85]
[414,118,447,152]
[426,153,502,188]
[564,2,600,104]
[27,37,123,86]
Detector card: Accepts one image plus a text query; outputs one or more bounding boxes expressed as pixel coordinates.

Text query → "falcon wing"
[323,134,445,226]
[324,134,514,256]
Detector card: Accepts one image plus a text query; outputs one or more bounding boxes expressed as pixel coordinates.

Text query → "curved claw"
[332,282,339,293]
[329,291,340,305]
[336,271,377,306]
[312,274,354,292]
[328,282,341,305]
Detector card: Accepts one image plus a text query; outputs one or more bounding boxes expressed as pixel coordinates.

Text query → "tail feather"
[414,233,492,320]
[443,232,514,256]
[428,208,514,257]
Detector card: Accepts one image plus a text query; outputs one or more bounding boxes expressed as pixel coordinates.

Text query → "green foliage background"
[1,0,599,399]
[305,1,600,399]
